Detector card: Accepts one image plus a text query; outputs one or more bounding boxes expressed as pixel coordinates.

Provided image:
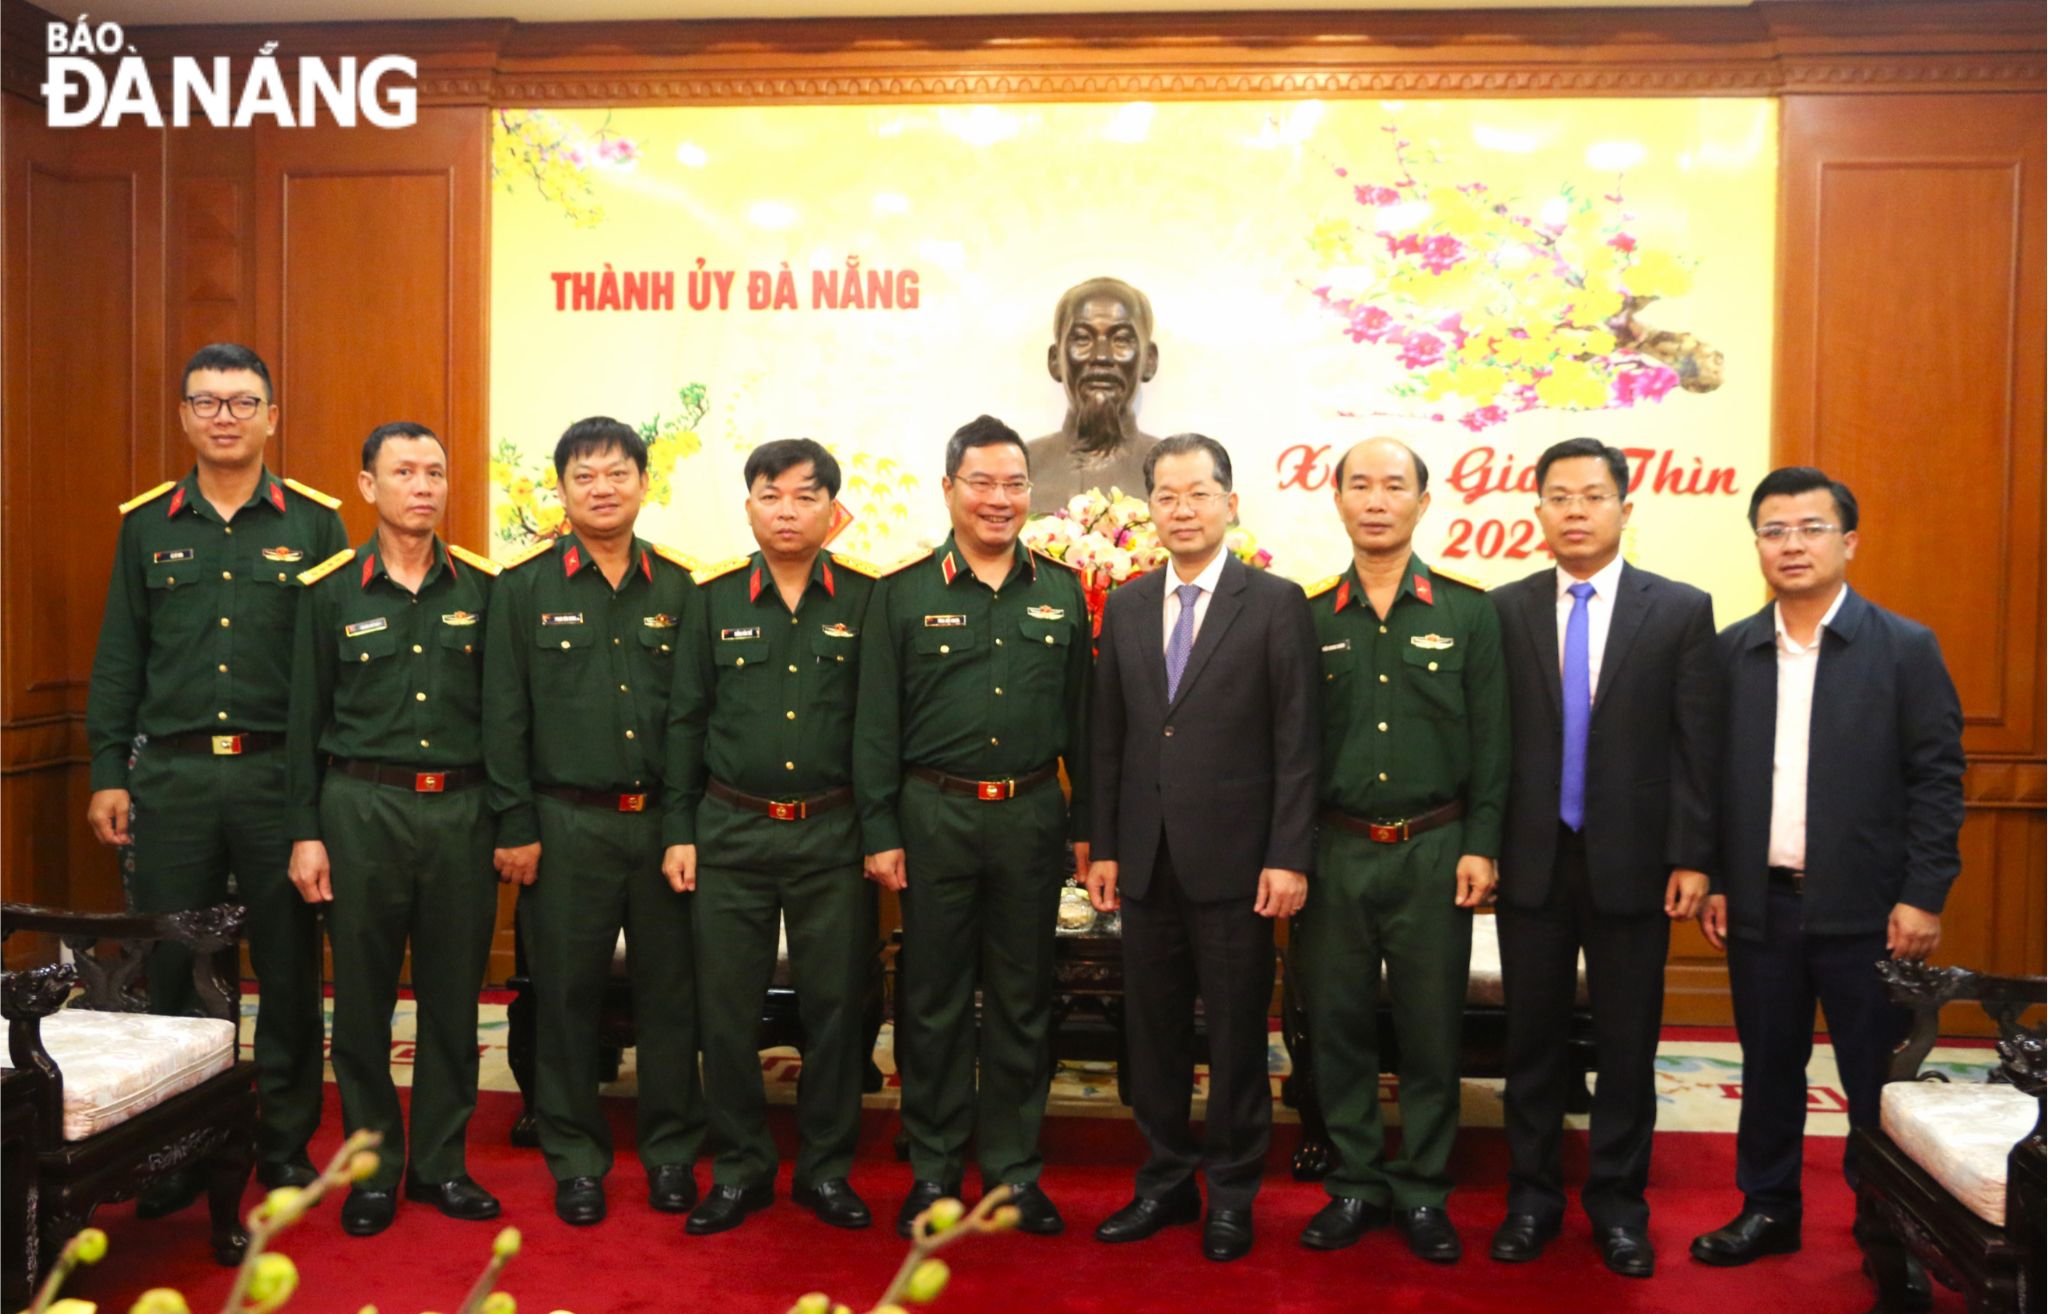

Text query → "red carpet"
[68,1086,1954,1314]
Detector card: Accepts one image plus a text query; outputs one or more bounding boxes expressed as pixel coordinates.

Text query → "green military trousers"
[128,744,323,1172]
[1295,822,1473,1208]
[694,798,876,1191]
[319,771,496,1190]
[895,774,1065,1187]
[524,794,706,1182]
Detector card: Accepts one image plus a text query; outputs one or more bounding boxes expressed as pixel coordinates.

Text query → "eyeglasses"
[1541,493,1619,510]
[1756,522,1841,544]
[1150,490,1226,514]
[956,477,1031,498]
[185,394,264,420]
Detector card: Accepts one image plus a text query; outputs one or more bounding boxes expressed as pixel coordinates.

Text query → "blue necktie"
[1165,582,1202,702]
[1560,581,1596,832]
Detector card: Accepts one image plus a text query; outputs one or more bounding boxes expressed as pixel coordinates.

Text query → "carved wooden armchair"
[1853,958,2045,1314]
[1,902,257,1290]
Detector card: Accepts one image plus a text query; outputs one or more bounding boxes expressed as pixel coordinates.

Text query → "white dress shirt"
[1554,555,1628,698]
[1767,585,1848,871]
[1161,547,1229,653]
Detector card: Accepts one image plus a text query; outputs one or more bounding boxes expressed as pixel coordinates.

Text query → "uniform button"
[994,687,1003,696]
[414,692,426,702]
[1377,721,1388,732]
[1378,772,1389,782]
[221,570,232,581]
[166,576,176,585]
[788,664,799,674]
[224,526,233,535]
[661,644,670,652]
[1043,635,1055,645]
[613,637,621,645]
[359,652,370,663]
[624,730,635,740]
[990,736,1000,746]
[219,617,231,628]
[217,663,227,673]
[560,640,571,650]
[1163,726,1175,737]
[1378,625,1388,634]
[790,616,798,626]
[1379,673,1389,684]
[276,572,287,581]
[939,645,950,655]
[217,711,228,721]
[995,638,1003,647]
[1326,674,1333,682]
[785,710,796,720]
[619,684,629,692]
[420,739,430,749]
[736,657,746,667]
[784,761,795,770]
[413,644,424,654]
[463,644,473,654]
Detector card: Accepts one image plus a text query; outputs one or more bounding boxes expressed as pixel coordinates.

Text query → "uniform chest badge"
[1025,605,1066,621]
[1410,634,1455,650]
[643,614,678,629]
[442,611,479,627]
[923,614,967,628]
[151,548,195,564]
[1322,640,1351,653]
[261,547,303,563]
[541,612,584,626]
[344,618,389,638]
[721,627,762,641]
[820,622,857,638]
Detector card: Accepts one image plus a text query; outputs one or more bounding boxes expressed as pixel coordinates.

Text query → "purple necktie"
[1560,581,1595,831]
[1166,583,1202,702]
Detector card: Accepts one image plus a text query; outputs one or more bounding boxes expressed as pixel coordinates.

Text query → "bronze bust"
[1026,277,1161,513]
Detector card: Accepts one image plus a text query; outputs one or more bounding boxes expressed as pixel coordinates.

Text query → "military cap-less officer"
[85,344,345,1192]
[853,417,1090,1239]
[284,423,504,1237]
[664,439,881,1236]
[1294,437,1509,1264]
[481,417,706,1227]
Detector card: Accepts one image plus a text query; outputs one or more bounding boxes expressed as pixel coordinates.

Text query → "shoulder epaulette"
[296,547,357,587]
[650,543,700,574]
[446,543,502,577]
[281,477,342,510]
[501,539,554,571]
[1029,546,1082,573]
[1304,574,1343,599]
[118,481,178,516]
[691,555,751,587]
[1432,566,1485,591]
[882,548,934,577]
[828,551,881,579]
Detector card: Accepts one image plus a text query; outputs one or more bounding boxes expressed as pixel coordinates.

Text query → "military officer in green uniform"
[482,417,706,1227]
[284,422,503,1237]
[86,343,347,1198]
[853,415,1090,1239]
[1295,436,1510,1264]
[663,438,881,1236]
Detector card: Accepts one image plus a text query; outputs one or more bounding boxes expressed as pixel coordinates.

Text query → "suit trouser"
[1729,884,1902,1217]
[319,771,497,1191]
[524,794,706,1182]
[1498,824,1669,1230]
[128,745,323,1172]
[1120,839,1277,1213]
[1296,823,1471,1208]
[896,774,1066,1187]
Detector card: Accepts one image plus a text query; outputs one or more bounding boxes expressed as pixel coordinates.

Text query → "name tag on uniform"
[541,612,584,626]
[924,614,967,628]
[344,618,389,638]
[820,622,857,638]
[1411,634,1455,651]
[260,547,303,562]
[442,611,479,626]
[1322,640,1351,653]
[721,627,762,641]
[643,614,678,629]
[152,548,194,564]
[1026,605,1066,621]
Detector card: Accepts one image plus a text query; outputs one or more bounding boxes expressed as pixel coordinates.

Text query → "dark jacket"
[1713,587,1965,940]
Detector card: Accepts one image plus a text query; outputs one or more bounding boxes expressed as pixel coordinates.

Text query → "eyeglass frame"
[184,393,267,420]
[953,475,1033,498]
[1755,522,1843,544]
[1148,489,1229,515]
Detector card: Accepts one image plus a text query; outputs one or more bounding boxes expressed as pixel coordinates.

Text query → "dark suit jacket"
[1090,553,1321,902]
[1713,587,1965,941]
[1491,562,1720,916]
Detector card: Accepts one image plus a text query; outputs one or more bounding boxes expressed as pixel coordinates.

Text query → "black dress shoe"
[685,1182,775,1235]
[341,1189,396,1237]
[136,1168,207,1220]
[256,1158,319,1190]
[647,1163,699,1213]
[792,1179,871,1230]
[1599,1226,1656,1278]
[403,1174,501,1221]
[1490,1212,1560,1263]
[555,1176,606,1226]
[1397,1206,1461,1263]
[1202,1208,1254,1262]
[1690,1210,1799,1266]
[1095,1184,1202,1242]
[896,1179,963,1239]
[998,1181,1064,1235]
[1861,1254,1934,1312]
[1300,1197,1389,1250]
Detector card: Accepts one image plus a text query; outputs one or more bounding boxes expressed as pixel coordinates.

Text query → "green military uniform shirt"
[853,533,1090,853]
[87,467,349,790]
[482,531,697,848]
[1309,554,1510,856]
[284,536,500,840]
[664,549,876,848]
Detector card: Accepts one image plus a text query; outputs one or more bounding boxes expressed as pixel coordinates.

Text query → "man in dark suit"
[1689,468,1963,1301]
[1489,437,1719,1277]
[1084,433,1319,1262]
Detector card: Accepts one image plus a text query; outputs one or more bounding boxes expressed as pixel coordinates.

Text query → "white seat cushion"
[1880,1079,2039,1227]
[0,1010,236,1141]
[1376,914,1588,1006]
[611,918,792,984]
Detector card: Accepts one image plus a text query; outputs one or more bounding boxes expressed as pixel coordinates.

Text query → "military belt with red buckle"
[330,757,483,794]
[906,762,1060,802]
[157,730,284,757]
[1321,797,1465,845]
[705,778,853,823]
[536,784,659,813]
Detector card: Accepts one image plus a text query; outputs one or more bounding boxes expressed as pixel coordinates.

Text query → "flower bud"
[480,1293,515,1314]
[787,1296,830,1314]
[259,1187,304,1224]
[925,1198,964,1233]
[990,1206,1021,1231]
[346,1152,380,1182]
[493,1227,522,1260]
[245,1254,298,1308]
[905,1259,950,1305]
[49,1299,97,1314]
[130,1290,190,1314]
[72,1229,109,1263]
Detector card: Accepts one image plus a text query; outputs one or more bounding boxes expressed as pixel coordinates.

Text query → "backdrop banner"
[490,98,1775,613]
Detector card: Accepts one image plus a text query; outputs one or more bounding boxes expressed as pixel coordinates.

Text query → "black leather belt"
[1768,866,1804,894]
[706,778,852,822]
[906,762,1060,802]
[330,757,483,793]
[536,784,661,813]
[1321,798,1465,844]
[156,730,283,756]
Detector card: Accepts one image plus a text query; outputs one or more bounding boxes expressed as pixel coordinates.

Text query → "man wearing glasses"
[1488,437,1719,1277]
[86,343,348,1200]
[854,415,1090,1239]
[1690,468,1962,1310]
